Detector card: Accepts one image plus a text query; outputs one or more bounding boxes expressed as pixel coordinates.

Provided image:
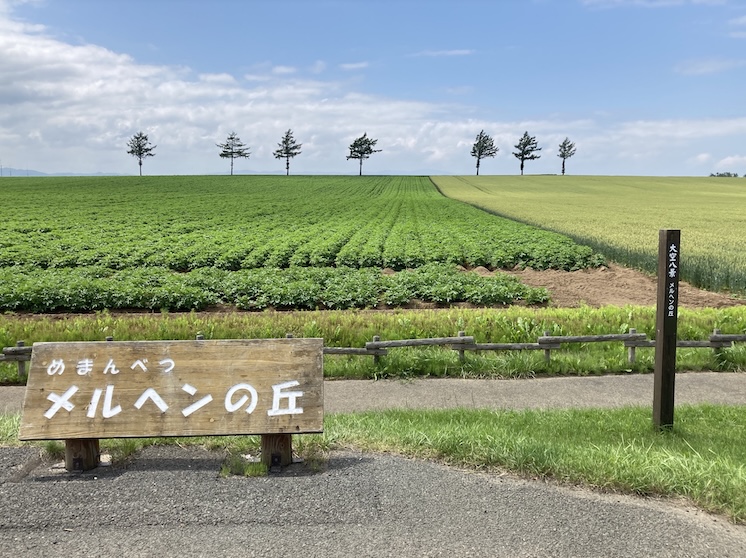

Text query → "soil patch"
[507,263,744,309]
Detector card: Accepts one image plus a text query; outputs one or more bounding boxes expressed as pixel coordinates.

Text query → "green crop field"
[0,175,603,313]
[432,175,746,294]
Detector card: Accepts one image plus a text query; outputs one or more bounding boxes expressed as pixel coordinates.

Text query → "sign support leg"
[65,438,100,472]
[261,434,292,471]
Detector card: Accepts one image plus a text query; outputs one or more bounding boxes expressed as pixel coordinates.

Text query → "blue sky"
[1,0,745,176]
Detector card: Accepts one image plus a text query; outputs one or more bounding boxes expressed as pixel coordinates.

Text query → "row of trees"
[127,129,305,176]
[471,131,576,176]
[126,129,575,176]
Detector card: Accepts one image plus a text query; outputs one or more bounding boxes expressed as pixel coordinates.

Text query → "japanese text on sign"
[19,339,324,440]
[667,243,679,318]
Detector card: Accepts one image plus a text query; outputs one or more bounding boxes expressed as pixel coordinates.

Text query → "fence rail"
[3,328,743,382]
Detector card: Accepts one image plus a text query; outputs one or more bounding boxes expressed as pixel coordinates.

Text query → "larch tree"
[126,131,156,176]
[273,129,302,175]
[557,137,577,176]
[217,132,251,176]
[512,131,541,175]
[470,130,499,176]
[346,133,381,176]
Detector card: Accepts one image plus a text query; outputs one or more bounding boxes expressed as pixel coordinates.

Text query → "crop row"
[0,176,604,273]
[0,264,549,313]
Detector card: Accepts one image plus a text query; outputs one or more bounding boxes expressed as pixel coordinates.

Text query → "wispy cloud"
[674,58,746,75]
[272,65,296,75]
[198,73,236,84]
[412,49,475,57]
[729,14,746,38]
[309,60,326,74]
[339,61,368,71]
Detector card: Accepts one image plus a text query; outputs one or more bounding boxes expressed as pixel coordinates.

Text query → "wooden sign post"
[653,229,680,429]
[19,338,323,471]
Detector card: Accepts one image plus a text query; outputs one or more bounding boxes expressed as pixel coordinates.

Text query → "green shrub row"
[0,264,548,313]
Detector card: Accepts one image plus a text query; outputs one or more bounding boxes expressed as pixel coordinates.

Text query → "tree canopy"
[512,131,541,175]
[557,137,577,176]
[126,132,156,176]
[217,132,251,176]
[273,129,302,175]
[346,133,381,175]
[470,130,498,176]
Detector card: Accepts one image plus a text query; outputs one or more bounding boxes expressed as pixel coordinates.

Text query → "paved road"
[2,373,746,557]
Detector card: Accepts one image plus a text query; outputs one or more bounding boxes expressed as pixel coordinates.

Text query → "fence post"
[16,340,26,382]
[627,328,637,364]
[458,331,466,364]
[373,335,381,365]
[543,331,551,363]
[712,328,722,361]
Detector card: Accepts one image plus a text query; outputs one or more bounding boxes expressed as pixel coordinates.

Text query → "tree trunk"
[230,156,234,176]
[286,157,290,176]
[562,159,566,175]
[520,160,524,176]
[476,158,480,176]
[359,159,363,176]
[138,159,142,176]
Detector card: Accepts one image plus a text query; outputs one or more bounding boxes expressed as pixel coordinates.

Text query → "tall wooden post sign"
[653,229,680,429]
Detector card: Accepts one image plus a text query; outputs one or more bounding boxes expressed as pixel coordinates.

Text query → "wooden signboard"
[19,338,323,441]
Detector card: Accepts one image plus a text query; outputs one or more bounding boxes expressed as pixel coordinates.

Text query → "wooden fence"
[3,328,745,382]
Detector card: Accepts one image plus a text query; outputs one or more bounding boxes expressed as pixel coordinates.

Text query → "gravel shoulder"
[2,445,746,558]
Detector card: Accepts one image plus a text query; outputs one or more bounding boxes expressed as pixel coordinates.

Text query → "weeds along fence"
[4,329,745,382]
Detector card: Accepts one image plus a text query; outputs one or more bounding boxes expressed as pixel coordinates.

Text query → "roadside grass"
[2,306,746,383]
[2,404,744,523]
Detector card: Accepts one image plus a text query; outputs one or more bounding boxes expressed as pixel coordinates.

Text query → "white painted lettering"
[181,384,213,417]
[225,383,258,414]
[134,388,169,413]
[102,384,122,418]
[44,386,79,419]
[160,359,176,374]
[130,359,148,372]
[87,388,103,418]
[103,359,120,375]
[267,380,304,416]
[46,359,65,376]
[76,359,94,376]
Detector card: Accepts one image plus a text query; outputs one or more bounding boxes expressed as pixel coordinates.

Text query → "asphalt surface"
[2,373,746,557]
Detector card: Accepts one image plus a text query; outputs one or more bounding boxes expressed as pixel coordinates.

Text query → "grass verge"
[2,306,746,383]
[2,404,744,523]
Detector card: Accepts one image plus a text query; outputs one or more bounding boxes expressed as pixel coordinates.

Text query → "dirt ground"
[503,263,744,309]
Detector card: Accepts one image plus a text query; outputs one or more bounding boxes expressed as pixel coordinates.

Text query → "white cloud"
[674,58,746,75]
[339,61,368,71]
[272,65,296,75]
[198,73,236,84]
[692,153,712,164]
[309,60,326,74]
[715,155,746,170]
